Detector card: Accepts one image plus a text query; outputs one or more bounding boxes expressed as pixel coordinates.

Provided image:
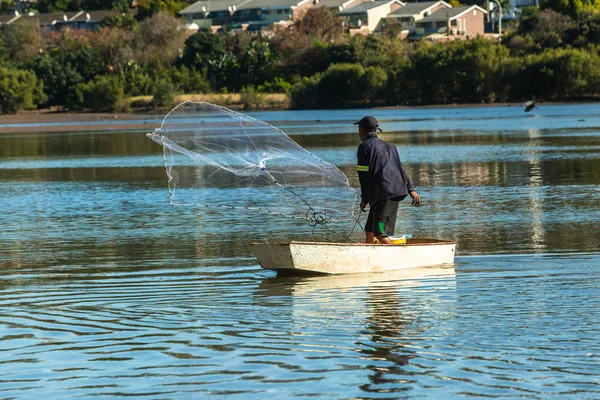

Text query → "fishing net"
[147,101,362,242]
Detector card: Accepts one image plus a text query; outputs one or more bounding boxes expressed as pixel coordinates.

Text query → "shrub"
[510,48,600,100]
[289,74,321,109]
[258,77,293,94]
[360,66,388,102]
[169,66,210,94]
[74,75,127,112]
[291,63,388,108]
[0,67,46,113]
[240,85,265,110]
[151,80,176,108]
[120,63,154,96]
[318,63,365,106]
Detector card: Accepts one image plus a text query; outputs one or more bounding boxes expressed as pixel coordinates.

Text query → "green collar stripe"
[357,165,369,172]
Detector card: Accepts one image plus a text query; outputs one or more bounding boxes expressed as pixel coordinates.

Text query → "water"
[1,104,599,398]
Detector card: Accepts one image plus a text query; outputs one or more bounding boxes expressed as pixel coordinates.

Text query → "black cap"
[353,116,382,132]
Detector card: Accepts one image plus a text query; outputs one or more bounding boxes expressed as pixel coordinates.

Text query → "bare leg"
[376,235,392,244]
[365,232,378,243]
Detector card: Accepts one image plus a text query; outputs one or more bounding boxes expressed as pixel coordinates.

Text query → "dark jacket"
[357,133,413,206]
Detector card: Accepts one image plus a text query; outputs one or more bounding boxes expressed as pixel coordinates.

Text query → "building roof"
[0,13,21,24]
[69,9,125,22]
[418,4,486,22]
[311,0,361,9]
[21,11,82,25]
[388,1,449,17]
[339,0,402,14]
[180,0,251,14]
[238,0,310,9]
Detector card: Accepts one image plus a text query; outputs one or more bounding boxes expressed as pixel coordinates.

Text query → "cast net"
[147,101,362,242]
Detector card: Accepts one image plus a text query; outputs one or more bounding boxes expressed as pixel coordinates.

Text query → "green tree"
[27,53,84,108]
[407,38,510,104]
[136,0,186,19]
[100,13,139,29]
[180,32,231,90]
[510,48,600,100]
[517,8,575,49]
[34,0,77,12]
[0,0,16,13]
[290,63,388,108]
[318,63,365,106]
[541,0,600,16]
[223,34,278,90]
[74,75,126,112]
[119,62,154,96]
[0,67,46,113]
[79,0,130,10]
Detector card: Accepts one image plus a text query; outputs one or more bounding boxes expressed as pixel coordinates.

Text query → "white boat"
[252,238,456,275]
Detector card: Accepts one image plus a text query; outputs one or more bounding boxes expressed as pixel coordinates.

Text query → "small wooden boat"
[252,238,456,275]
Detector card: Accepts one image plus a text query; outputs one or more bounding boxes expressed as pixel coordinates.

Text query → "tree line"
[1,5,600,113]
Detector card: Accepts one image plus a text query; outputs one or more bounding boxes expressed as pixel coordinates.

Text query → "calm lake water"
[1,104,599,399]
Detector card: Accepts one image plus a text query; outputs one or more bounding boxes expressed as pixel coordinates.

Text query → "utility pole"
[489,0,502,36]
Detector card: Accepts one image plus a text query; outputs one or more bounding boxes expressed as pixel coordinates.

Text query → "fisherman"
[355,116,420,244]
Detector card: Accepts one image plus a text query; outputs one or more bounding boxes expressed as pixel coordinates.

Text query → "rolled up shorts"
[365,196,406,236]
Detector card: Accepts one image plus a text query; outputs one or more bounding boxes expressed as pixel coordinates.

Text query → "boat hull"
[252,239,456,274]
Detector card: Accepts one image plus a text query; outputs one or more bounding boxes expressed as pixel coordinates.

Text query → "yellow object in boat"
[389,236,407,245]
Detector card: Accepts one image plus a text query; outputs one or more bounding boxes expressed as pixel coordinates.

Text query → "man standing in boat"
[356,116,420,244]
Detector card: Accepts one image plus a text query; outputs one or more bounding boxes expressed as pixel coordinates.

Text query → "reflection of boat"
[252,239,456,275]
[263,265,456,295]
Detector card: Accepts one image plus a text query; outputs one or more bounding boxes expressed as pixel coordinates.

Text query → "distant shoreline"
[0,100,594,134]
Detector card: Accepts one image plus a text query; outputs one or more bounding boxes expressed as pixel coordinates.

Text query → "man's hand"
[360,201,368,212]
[409,191,420,207]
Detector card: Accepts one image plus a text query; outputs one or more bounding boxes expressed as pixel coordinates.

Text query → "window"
[451,19,457,26]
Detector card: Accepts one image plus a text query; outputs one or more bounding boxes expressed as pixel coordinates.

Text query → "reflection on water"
[1,104,600,398]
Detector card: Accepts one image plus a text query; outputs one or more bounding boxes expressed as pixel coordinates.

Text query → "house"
[16,10,130,31]
[21,11,83,31]
[414,5,486,41]
[180,0,312,33]
[511,0,538,10]
[66,10,127,30]
[311,0,367,12]
[2,9,133,31]
[385,1,451,34]
[179,0,250,32]
[236,0,313,31]
[339,0,404,34]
